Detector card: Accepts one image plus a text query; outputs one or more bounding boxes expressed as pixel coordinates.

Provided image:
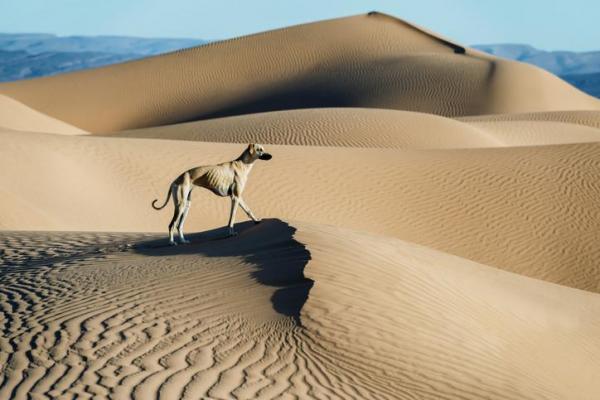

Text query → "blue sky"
[1,0,599,51]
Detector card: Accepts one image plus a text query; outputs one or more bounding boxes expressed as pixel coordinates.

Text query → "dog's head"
[248,143,272,161]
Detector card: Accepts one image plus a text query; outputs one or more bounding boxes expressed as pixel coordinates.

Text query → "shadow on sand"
[133,219,313,324]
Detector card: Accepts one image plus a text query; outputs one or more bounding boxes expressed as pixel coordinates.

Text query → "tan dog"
[152,144,272,245]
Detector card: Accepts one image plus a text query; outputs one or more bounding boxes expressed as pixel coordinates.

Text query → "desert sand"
[0,94,87,135]
[1,12,600,399]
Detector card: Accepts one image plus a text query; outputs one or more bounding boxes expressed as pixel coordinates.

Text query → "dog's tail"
[152,185,172,210]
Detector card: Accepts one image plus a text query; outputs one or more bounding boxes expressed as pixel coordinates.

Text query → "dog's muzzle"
[259,153,272,160]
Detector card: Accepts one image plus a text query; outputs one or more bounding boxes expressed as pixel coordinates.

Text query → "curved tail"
[152,185,172,210]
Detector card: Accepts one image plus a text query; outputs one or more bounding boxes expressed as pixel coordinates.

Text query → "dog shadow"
[134,218,313,324]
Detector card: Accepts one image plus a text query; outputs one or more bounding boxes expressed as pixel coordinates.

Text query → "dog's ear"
[248,143,256,155]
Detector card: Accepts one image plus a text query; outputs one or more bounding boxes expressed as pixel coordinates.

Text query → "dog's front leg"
[228,196,240,236]
[238,197,261,223]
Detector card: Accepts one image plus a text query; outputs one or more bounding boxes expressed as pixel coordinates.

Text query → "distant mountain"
[473,44,600,98]
[472,44,600,75]
[0,49,142,81]
[0,33,207,82]
[562,72,600,98]
[0,33,206,55]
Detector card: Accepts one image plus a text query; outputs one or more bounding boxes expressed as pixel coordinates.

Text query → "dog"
[152,143,272,245]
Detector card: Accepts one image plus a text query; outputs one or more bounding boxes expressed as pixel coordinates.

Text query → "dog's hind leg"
[177,188,192,244]
[238,197,261,223]
[168,185,184,245]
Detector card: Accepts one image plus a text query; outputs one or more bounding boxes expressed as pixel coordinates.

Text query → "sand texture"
[1,12,599,400]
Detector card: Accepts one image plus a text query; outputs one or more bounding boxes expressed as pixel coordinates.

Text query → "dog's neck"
[236,150,257,165]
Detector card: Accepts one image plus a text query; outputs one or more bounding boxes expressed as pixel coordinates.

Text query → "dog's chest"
[203,168,236,196]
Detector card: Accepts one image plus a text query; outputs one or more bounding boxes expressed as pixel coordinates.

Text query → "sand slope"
[465,120,600,146]
[0,94,87,135]
[297,223,600,399]
[2,221,599,399]
[459,109,600,129]
[1,13,598,132]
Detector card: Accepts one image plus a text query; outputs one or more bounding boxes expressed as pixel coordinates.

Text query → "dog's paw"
[180,239,191,244]
[253,218,262,224]
[169,241,178,246]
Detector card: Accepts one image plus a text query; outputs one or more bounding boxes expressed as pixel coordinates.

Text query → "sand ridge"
[2,221,600,399]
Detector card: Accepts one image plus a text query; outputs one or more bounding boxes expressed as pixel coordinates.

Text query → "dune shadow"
[170,55,484,125]
[134,218,313,324]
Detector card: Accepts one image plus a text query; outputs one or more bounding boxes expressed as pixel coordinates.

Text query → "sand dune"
[0,94,87,135]
[2,221,599,399]
[115,108,504,149]
[116,107,600,148]
[2,11,600,400]
[2,130,599,293]
[1,13,599,132]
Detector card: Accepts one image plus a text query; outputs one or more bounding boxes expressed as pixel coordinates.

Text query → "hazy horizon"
[0,32,597,54]
[1,1,599,52]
